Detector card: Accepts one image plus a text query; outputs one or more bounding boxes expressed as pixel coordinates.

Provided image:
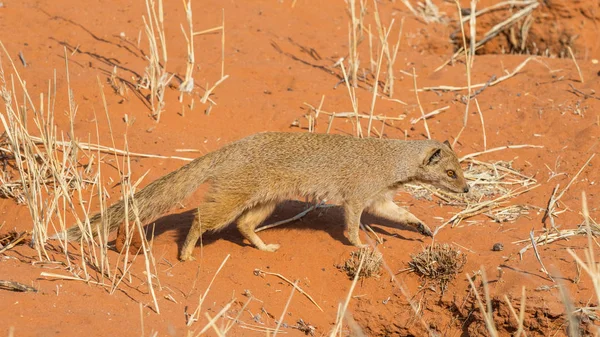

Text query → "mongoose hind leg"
[344,202,368,248]
[236,202,279,252]
[179,195,247,261]
[366,198,433,237]
[180,209,205,261]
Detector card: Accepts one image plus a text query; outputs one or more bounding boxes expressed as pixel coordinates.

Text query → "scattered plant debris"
[0,230,27,254]
[293,318,316,336]
[0,280,37,292]
[409,244,467,293]
[339,247,382,280]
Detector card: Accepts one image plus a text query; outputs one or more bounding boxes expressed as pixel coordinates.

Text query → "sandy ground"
[1,0,599,336]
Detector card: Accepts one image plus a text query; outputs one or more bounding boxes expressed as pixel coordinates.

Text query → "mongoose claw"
[262,243,281,252]
[417,223,433,237]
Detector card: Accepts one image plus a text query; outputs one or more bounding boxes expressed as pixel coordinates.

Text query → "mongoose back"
[55,132,469,261]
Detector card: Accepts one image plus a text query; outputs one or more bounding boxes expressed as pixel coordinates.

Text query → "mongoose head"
[418,140,469,194]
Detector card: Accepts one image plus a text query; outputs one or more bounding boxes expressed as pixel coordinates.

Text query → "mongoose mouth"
[443,184,470,194]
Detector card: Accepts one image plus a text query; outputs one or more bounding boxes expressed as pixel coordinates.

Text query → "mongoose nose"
[463,186,470,193]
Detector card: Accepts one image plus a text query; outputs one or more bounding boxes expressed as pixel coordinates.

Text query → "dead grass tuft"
[0,230,27,254]
[409,244,467,292]
[340,247,382,280]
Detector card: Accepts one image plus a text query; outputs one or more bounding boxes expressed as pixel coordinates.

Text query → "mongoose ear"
[443,140,452,149]
[424,147,443,166]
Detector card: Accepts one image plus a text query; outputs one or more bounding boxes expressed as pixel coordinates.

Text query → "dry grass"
[0,42,162,312]
[437,0,540,71]
[138,0,172,122]
[0,230,27,254]
[405,158,538,229]
[409,243,467,293]
[466,268,499,337]
[339,247,382,280]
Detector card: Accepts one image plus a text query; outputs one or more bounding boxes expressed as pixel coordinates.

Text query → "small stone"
[492,243,504,251]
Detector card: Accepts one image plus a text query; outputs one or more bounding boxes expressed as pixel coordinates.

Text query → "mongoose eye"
[447,170,456,178]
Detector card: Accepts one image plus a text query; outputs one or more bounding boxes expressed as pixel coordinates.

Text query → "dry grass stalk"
[461,0,538,23]
[485,205,529,223]
[515,222,600,257]
[409,244,467,292]
[139,0,172,122]
[564,193,598,335]
[429,57,546,92]
[398,0,419,18]
[186,9,228,107]
[23,136,194,161]
[1,43,163,307]
[528,230,553,281]
[197,300,235,337]
[567,46,584,84]
[436,1,540,72]
[120,139,162,313]
[451,0,474,146]
[329,252,365,337]
[410,106,449,124]
[557,277,581,337]
[254,268,323,312]
[338,59,362,137]
[466,269,499,337]
[272,280,298,337]
[443,183,539,229]
[187,254,231,326]
[503,286,528,337]
[0,230,27,254]
[255,201,332,233]
[0,280,37,293]
[179,0,196,97]
[539,153,594,232]
[366,4,390,137]
[340,247,382,280]
[373,1,402,98]
[304,102,406,122]
[412,67,430,139]
[459,143,543,161]
[474,98,487,150]
[347,0,359,88]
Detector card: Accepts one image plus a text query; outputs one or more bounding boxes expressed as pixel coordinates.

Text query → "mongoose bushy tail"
[57,151,218,241]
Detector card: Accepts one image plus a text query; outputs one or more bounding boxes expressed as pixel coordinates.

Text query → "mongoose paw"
[417,223,434,237]
[349,237,368,249]
[179,253,196,262]
[262,243,280,252]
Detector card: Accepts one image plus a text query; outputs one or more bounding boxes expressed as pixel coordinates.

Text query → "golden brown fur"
[54,132,469,261]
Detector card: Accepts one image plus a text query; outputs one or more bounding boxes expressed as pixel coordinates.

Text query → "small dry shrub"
[339,247,383,280]
[409,244,467,293]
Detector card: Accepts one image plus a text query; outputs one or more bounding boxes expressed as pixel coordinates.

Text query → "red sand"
[1,0,599,336]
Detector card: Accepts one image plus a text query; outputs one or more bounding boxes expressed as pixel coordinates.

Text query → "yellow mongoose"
[55,132,469,261]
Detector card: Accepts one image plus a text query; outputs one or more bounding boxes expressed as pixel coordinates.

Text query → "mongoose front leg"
[366,199,433,237]
[344,202,368,248]
[237,202,280,252]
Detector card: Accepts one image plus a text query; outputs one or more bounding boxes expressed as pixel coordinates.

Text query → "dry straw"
[340,247,383,280]
[139,0,172,122]
[1,41,162,310]
[409,244,467,292]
